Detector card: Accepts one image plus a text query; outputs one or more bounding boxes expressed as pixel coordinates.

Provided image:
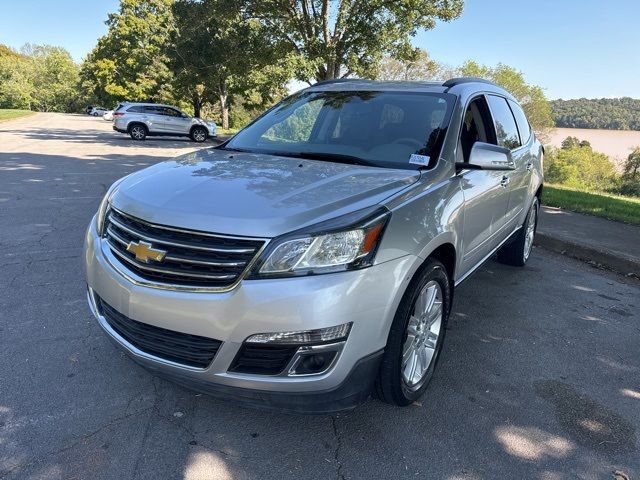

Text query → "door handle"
[526,162,533,172]
[501,175,510,187]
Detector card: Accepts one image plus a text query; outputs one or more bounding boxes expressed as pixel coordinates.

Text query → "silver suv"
[113,103,217,142]
[85,78,543,413]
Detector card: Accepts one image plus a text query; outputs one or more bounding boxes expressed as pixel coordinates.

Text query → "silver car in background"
[85,78,543,413]
[113,102,217,142]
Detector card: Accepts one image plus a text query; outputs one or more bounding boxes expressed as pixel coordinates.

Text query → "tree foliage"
[545,138,616,191]
[458,61,554,136]
[617,147,640,196]
[80,0,175,106]
[375,49,441,81]
[0,44,80,112]
[551,98,640,130]
[246,0,463,82]
[171,0,292,128]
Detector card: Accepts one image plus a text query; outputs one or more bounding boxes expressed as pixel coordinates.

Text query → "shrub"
[544,141,616,191]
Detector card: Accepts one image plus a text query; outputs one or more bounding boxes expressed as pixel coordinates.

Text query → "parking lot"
[1,113,638,480]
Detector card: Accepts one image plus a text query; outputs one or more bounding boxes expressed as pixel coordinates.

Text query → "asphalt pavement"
[1,114,638,480]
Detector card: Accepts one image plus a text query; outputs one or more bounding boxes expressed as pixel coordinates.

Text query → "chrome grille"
[103,208,265,288]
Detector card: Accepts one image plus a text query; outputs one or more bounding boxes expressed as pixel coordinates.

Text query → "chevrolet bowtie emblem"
[126,240,167,263]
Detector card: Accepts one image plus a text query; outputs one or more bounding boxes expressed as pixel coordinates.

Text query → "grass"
[542,184,640,225]
[216,127,240,137]
[0,109,35,122]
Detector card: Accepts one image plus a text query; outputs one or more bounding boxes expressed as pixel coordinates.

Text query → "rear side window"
[486,95,521,150]
[508,99,531,144]
[126,105,145,113]
[162,107,182,117]
[144,106,164,115]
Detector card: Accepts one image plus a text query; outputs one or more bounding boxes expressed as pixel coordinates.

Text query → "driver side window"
[458,97,494,163]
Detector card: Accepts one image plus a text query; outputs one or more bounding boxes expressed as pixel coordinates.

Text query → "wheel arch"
[127,122,148,133]
[190,124,208,135]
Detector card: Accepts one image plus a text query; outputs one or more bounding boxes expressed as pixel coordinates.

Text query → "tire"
[497,196,539,267]
[129,124,147,141]
[375,259,451,406]
[190,126,207,143]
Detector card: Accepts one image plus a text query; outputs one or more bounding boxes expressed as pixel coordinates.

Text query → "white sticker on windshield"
[409,154,430,166]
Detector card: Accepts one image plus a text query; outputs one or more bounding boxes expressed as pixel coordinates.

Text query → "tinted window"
[162,107,182,117]
[459,96,493,162]
[144,106,164,115]
[126,105,145,113]
[486,95,521,150]
[508,99,531,144]
[227,91,455,170]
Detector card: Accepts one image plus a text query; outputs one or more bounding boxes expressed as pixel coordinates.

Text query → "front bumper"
[85,216,416,412]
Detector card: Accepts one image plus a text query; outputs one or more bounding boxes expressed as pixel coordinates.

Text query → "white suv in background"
[113,103,217,142]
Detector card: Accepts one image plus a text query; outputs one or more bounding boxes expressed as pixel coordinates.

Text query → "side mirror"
[456,142,515,171]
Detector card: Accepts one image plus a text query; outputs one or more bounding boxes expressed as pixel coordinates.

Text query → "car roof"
[305,77,515,101]
[124,103,181,109]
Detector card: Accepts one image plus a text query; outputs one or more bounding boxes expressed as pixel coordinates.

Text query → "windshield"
[224,90,455,170]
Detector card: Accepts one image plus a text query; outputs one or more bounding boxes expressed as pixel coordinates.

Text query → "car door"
[161,107,191,134]
[142,106,166,133]
[457,95,512,274]
[486,94,526,230]
[505,99,535,226]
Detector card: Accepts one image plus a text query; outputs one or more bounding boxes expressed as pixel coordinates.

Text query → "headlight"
[96,178,125,236]
[249,206,390,278]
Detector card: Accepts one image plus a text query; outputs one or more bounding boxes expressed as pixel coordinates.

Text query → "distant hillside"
[551,98,640,130]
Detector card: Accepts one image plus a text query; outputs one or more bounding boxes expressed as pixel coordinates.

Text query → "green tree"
[623,147,640,179]
[560,136,591,150]
[545,144,616,191]
[80,0,175,106]
[459,61,554,136]
[23,44,80,112]
[616,147,640,196]
[375,49,439,81]
[0,46,34,109]
[0,43,80,112]
[172,0,292,128]
[551,97,640,131]
[246,0,463,83]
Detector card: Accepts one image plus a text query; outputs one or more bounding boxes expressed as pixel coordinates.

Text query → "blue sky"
[1,0,639,99]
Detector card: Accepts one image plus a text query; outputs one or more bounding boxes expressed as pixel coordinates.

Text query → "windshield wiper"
[274,151,379,168]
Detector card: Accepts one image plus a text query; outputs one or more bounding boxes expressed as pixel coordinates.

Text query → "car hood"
[110,149,419,238]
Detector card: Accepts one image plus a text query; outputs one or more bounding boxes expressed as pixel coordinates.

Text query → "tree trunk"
[220,95,229,130]
[192,94,202,118]
[219,79,229,129]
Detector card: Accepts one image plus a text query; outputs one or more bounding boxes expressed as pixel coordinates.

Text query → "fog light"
[285,343,344,376]
[293,351,337,375]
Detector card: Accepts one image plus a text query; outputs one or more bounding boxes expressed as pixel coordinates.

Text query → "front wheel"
[376,259,451,406]
[497,196,539,266]
[190,127,207,143]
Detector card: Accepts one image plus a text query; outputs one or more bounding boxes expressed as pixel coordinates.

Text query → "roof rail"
[442,77,498,89]
[312,78,362,86]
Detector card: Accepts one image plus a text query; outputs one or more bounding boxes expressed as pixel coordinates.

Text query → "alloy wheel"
[402,280,443,391]
[523,200,537,262]
[131,126,145,140]
[193,129,206,142]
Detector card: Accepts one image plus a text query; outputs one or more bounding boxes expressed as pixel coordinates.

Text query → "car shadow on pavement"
[1,150,638,479]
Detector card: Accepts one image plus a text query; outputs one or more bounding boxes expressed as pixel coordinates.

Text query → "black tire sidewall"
[377,260,451,405]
